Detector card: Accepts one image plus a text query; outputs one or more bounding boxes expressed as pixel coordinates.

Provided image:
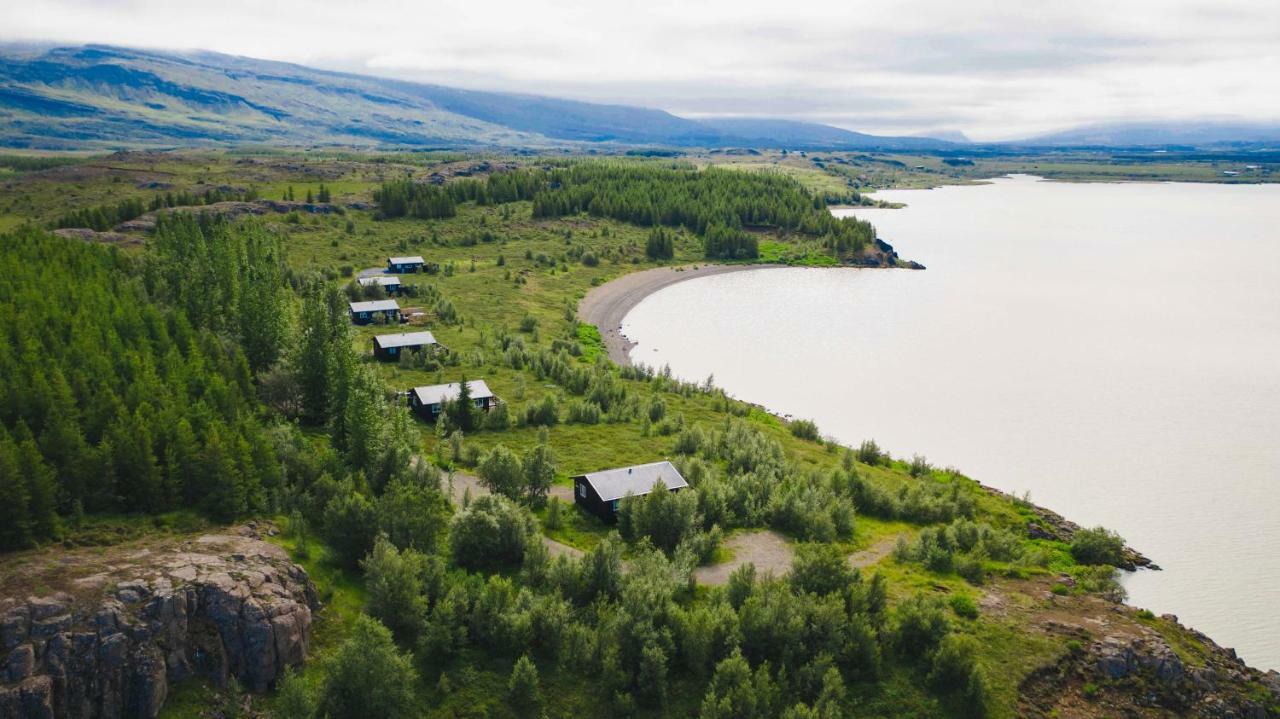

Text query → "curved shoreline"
[579,261,1159,574]
[579,263,787,365]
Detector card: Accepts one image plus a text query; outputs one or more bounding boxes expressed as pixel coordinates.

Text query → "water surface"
[622,175,1280,669]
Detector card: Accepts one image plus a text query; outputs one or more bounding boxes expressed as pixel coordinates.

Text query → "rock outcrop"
[0,525,316,719]
[1020,610,1280,718]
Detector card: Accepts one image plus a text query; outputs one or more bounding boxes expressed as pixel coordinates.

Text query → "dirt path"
[848,535,901,570]
[693,529,794,586]
[578,264,785,365]
[441,468,583,559]
[357,266,387,279]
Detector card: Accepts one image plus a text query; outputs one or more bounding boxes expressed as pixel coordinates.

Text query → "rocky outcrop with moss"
[1020,608,1280,718]
[0,525,316,719]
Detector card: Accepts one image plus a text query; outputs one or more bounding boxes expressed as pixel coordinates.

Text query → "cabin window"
[610,500,619,512]
[388,347,397,355]
[473,398,485,408]
[577,483,586,498]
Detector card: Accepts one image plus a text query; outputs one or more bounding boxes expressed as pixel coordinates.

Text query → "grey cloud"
[3,0,1279,140]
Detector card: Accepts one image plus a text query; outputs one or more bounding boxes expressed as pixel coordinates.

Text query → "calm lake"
[621,175,1280,669]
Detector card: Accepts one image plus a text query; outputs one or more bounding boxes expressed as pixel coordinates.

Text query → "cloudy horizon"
[3,0,1278,141]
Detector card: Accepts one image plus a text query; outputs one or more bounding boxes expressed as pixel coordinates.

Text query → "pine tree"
[0,430,33,550]
[201,425,245,521]
[507,655,542,714]
[451,377,476,432]
[107,409,163,513]
[167,418,201,505]
[13,424,57,540]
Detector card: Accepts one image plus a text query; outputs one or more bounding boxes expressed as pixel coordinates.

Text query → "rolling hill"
[1016,120,1280,148]
[0,44,954,151]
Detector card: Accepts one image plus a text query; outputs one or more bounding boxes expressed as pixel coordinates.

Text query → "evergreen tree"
[0,429,33,549]
[450,377,476,432]
[507,655,542,715]
[13,425,57,540]
[201,425,247,521]
[362,535,427,644]
[320,616,418,719]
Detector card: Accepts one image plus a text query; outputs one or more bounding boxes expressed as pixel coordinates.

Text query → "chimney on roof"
[628,467,633,474]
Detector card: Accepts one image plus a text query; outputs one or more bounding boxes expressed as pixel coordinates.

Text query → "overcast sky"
[4,0,1278,140]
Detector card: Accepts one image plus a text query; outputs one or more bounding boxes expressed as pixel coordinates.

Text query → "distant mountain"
[913,129,971,144]
[1015,121,1280,148]
[0,44,950,151]
[693,117,954,150]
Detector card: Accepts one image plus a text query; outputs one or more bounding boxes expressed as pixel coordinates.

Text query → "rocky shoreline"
[1020,607,1280,717]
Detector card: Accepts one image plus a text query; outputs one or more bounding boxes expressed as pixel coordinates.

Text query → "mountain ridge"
[0,44,956,150]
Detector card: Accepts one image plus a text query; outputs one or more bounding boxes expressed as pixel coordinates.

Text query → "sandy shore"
[578,264,785,365]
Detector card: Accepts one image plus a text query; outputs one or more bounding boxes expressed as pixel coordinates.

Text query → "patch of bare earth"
[693,530,794,586]
[847,535,900,570]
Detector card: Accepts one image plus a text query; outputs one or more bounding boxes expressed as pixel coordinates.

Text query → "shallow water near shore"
[621,175,1280,669]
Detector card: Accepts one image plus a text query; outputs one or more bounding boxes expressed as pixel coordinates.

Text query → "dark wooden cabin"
[572,461,689,523]
[349,299,401,325]
[387,255,425,273]
[358,275,402,295]
[372,331,439,361]
[408,380,497,421]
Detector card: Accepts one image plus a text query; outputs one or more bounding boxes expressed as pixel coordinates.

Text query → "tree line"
[373,161,878,261]
[54,187,261,232]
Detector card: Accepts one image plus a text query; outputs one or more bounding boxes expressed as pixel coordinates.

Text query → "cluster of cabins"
[353,256,685,523]
[348,256,430,324]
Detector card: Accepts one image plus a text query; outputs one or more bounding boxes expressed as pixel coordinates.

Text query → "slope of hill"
[0,44,953,150]
[696,116,951,150]
[0,44,545,148]
[1016,120,1280,148]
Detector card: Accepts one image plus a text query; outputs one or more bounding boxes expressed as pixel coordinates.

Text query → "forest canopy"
[375,162,877,261]
[0,226,285,547]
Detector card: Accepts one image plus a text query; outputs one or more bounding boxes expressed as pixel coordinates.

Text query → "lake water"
[621,175,1280,669]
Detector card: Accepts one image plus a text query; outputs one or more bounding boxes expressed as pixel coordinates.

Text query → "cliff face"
[0,525,316,719]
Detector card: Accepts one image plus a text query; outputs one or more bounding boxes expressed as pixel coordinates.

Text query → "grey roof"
[576,461,688,502]
[349,299,400,313]
[411,380,494,406]
[374,331,437,349]
[359,275,402,287]
[388,255,425,265]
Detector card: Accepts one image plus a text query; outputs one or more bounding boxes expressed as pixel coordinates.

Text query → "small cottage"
[372,331,439,361]
[572,461,689,523]
[408,380,497,421]
[358,275,402,295]
[349,299,401,325]
[387,255,426,273]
